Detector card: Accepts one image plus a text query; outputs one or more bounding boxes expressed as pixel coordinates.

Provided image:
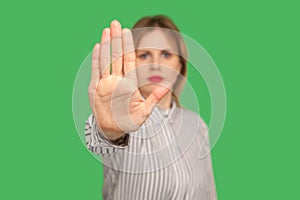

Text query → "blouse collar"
[149,100,177,124]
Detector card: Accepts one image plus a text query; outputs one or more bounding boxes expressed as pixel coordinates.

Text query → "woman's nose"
[150,63,161,71]
[149,55,161,70]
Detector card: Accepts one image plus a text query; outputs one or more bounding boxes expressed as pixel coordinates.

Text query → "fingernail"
[111,20,120,28]
[159,86,169,94]
[103,28,110,35]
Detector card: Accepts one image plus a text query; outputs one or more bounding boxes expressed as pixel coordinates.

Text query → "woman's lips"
[148,76,164,83]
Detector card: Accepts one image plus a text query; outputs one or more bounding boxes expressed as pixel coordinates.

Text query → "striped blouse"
[85,101,218,200]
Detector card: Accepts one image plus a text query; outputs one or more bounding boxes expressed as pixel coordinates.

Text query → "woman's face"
[135,29,182,98]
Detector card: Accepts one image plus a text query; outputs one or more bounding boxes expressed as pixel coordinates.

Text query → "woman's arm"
[85,114,129,157]
[198,117,218,199]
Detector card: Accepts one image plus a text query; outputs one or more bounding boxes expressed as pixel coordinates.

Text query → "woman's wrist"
[92,114,129,147]
[109,134,130,146]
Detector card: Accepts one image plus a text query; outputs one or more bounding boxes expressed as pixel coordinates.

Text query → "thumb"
[144,86,170,114]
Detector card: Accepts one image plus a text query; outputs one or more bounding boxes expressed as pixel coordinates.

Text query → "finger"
[144,86,170,114]
[91,43,100,83]
[122,28,136,80]
[110,20,123,76]
[100,28,111,78]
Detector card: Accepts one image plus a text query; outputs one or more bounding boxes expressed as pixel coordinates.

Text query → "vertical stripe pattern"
[85,101,218,200]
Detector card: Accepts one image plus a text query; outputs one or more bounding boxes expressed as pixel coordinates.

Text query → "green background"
[1,0,299,199]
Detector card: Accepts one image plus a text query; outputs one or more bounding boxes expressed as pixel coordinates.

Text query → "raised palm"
[88,20,169,141]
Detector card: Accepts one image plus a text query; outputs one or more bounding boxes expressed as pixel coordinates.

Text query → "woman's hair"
[132,15,188,107]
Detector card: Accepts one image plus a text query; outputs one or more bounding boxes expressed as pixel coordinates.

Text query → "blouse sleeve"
[85,114,130,157]
[198,117,218,200]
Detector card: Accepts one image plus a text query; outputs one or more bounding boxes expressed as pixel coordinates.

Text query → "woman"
[85,15,217,199]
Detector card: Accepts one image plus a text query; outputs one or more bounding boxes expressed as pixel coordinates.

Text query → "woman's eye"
[162,51,172,58]
[138,53,148,59]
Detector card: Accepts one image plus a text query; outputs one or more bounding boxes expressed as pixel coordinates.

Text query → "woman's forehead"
[136,29,178,52]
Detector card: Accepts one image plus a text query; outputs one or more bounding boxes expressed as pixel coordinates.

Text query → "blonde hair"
[132,15,188,107]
